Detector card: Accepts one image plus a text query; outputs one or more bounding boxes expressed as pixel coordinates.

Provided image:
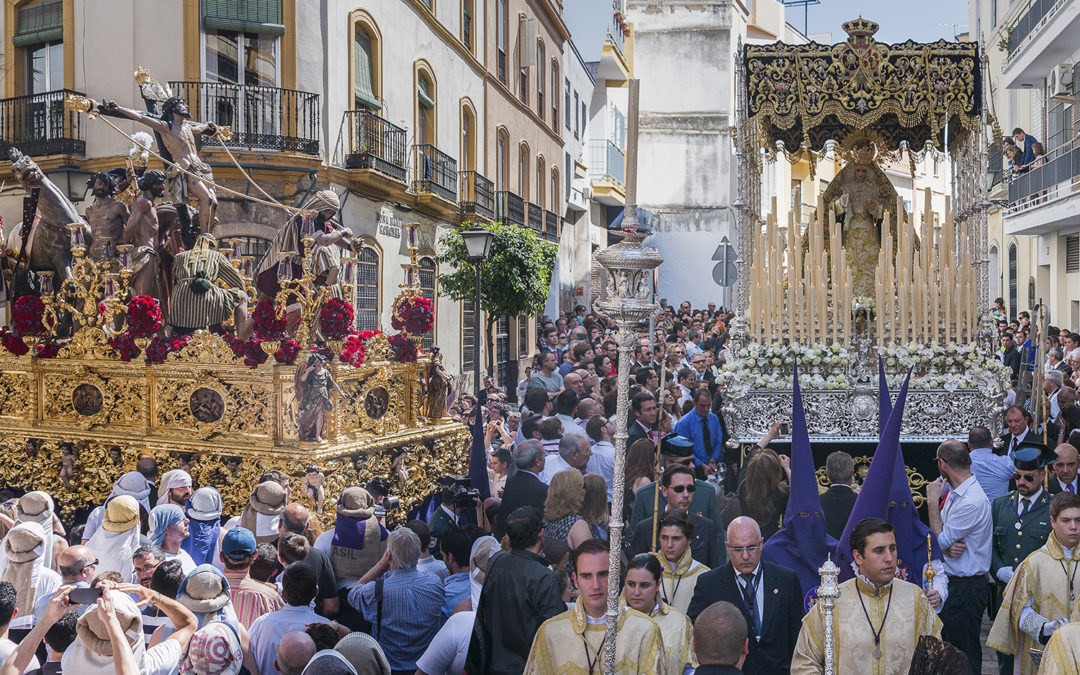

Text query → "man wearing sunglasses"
[988,442,1056,675]
[629,465,725,567]
[628,434,723,536]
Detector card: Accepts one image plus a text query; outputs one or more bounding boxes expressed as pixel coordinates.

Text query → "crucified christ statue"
[101,96,219,234]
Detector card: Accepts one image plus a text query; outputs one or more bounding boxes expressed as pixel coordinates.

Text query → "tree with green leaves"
[438,221,557,376]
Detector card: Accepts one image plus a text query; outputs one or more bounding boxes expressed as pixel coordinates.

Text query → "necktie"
[740,572,759,636]
[701,415,712,456]
[1068,483,1076,494]
[1020,498,1030,516]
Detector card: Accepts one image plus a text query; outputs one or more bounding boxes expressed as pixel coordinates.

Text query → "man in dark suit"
[989,442,1056,675]
[687,517,803,675]
[1000,404,1034,455]
[1047,443,1079,494]
[629,435,722,534]
[1001,335,1022,386]
[494,440,548,539]
[630,465,726,567]
[694,601,750,674]
[626,391,657,447]
[819,451,858,541]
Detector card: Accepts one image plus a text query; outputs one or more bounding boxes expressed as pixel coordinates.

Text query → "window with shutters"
[552,61,560,132]
[496,129,509,191]
[17,0,64,96]
[537,42,545,121]
[462,298,476,370]
[1066,235,1079,274]
[573,91,580,139]
[354,246,380,331]
[419,257,437,351]
[497,0,508,84]
[416,71,436,146]
[519,316,529,354]
[536,157,546,210]
[202,1,282,87]
[519,144,530,200]
[352,20,380,110]
[1008,243,1018,321]
[495,315,511,390]
[565,79,572,130]
[462,1,475,53]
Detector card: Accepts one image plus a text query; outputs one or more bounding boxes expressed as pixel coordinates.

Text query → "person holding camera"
[428,480,468,560]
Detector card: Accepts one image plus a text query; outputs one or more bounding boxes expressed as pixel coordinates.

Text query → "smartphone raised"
[67,587,104,605]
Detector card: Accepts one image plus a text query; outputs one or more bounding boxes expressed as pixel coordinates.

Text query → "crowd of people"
[2,297,1080,674]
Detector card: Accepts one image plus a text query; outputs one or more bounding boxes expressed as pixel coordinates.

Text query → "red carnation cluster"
[0,327,28,356]
[108,333,140,362]
[319,298,355,340]
[312,343,334,363]
[391,296,434,335]
[389,333,417,363]
[126,295,163,337]
[339,330,382,368]
[252,299,287,340]
[34,341,61,359]
[12,296,45,336]
[146,335,191,364]
[221,334,269,368]
[274,339,300,365]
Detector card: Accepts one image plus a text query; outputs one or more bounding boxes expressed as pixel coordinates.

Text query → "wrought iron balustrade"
[459,171,494,219]
[0,89,85,157]
[169,81,320,154]
[496,190,525,226]
[343,110,407,183]
[413,144,458,202]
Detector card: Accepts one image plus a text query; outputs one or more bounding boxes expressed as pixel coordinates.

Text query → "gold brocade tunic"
[1039,622,1080,675]
[658,547,709,615]
[524,598,667,674]
[988,533,1079,675]
[791,576,942,675]
[649,601,696,675]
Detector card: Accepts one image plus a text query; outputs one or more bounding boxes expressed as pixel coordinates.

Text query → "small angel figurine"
[304,466,326,515]
[59,443,76,487]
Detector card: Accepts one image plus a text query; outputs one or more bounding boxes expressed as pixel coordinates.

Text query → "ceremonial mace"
[594,78,663,674]
[818,555,841,675]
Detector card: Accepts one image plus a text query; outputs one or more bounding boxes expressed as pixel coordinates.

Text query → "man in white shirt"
[584,416,616,501]
[249,563,327,675]
[539,433,592,484]
[927,440,994,674]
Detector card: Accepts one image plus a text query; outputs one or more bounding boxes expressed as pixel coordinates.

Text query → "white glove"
[996,567,1014,584]
[1042,618,1069,638]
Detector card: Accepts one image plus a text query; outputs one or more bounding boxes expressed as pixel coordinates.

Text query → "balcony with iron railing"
[463,11,472,51]
[413,144,458,203]
[0,89,85,158]
[343,110,408,183]
[1002,136,1080,234]
[496,190,525,226]
[999,0,1080,87]
[459,170,494,220]
[170,81,320,154]
[542,210,560,242]
[526,201,543,231]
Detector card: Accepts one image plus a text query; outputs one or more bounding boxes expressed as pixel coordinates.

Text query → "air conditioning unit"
[583,186,593,200]
[1049,63,1073,102]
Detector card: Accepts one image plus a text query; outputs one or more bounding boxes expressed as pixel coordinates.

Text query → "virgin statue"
[820,159,898,298]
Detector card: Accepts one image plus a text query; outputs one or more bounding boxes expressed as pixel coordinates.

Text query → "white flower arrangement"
[715,341,1010,396]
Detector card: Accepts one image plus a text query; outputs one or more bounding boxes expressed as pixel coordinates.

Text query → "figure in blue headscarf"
[148,504,195,573]
[182,487,223,567]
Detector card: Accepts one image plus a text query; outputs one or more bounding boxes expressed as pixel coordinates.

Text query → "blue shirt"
[673,410,724,466]
[349,567,445,670]
[441,572,471,622]
[969,447,1015,501]
[937,475,993,577]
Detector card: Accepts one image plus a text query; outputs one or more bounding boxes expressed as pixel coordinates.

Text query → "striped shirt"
[168,249,246,330]
[348,567,445,671]
[223,568,285,629]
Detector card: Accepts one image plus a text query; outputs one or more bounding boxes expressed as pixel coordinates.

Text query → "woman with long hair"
[543,470,592,575]
[581,473,610,541]
[720,448,790,540]
[623,439,659,527]
[622,553,695,674]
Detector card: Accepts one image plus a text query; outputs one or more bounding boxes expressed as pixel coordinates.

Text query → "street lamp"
[461,227,495,398]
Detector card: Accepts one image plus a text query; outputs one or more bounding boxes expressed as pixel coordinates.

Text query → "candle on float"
[788,212,797,345]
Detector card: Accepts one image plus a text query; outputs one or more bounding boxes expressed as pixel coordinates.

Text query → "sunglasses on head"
[670,484,696,493]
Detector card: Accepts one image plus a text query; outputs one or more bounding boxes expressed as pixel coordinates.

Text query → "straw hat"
[76,592,143,656]
[335,487,375,520]
[248,482,287,516]
[177,565,232,615]
[102,495,140,533]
